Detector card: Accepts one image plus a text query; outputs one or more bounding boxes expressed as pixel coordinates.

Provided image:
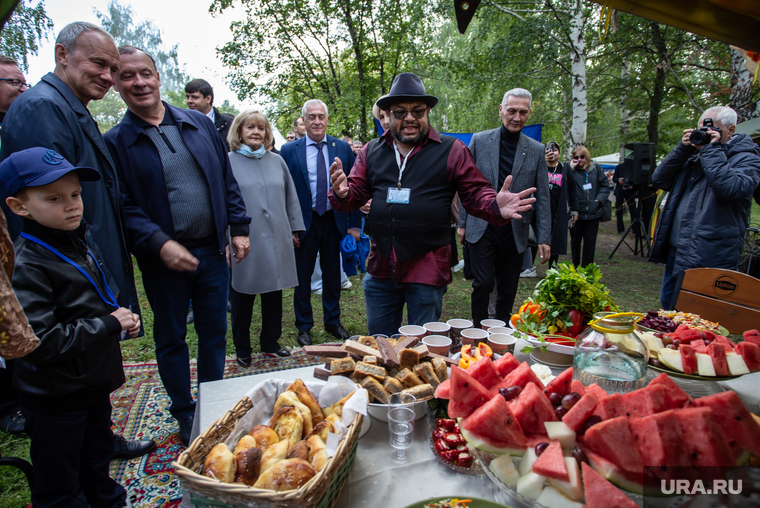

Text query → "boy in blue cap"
[1,147,139,508]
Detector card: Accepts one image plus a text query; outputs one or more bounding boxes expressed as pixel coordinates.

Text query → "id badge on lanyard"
[583,172,592,190]
[388,142,412,204]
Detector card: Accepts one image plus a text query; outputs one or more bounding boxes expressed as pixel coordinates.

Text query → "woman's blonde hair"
[228,110,273,152]
[571,145,592,170]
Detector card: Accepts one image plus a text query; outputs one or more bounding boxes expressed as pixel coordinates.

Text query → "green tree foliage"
[0,0,53,71]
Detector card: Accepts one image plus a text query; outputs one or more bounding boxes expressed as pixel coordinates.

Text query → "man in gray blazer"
[459,88,552,327]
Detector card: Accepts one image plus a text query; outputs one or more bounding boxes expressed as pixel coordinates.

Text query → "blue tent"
[374,120,543,145]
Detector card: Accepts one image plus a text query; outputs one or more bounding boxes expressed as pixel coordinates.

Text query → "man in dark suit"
[458,88,552,327]
[279,99,361,345]
[185,78,234,152]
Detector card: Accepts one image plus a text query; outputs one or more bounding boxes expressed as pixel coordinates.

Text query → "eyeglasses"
[390,108,427,120]
[572,155,587,160]
[0,79,30,90]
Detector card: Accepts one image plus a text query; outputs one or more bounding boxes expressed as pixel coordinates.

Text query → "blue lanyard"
[585,172,589,183]
[20,232,119,309]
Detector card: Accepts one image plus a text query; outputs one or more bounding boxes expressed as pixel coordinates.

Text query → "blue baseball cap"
[0,147,101,198]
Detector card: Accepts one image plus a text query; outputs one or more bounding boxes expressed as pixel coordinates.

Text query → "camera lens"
[689,129,709,145]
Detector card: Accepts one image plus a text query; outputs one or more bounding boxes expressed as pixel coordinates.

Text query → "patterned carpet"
[109,352,320,508]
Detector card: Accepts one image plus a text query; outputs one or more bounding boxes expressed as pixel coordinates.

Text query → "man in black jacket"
[185,78,235,151]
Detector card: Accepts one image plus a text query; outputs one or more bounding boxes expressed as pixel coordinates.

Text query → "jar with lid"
[572,312,648,393]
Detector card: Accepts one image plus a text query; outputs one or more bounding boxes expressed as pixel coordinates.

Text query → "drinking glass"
[388,393,415,463]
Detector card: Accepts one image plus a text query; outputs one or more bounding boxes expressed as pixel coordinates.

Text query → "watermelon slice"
[593,393,625,420]
[583,416,644,474]
[735,341,760,372]
[629,410,693,480]
[690,339,707,354]
[743,329,760,346]
[674,407,736,482]
[544,367,572,398]
[530,440,569,482]
[493,353,520,378]
[578,441,655,496]
[509,382,558,434]
[466,356,502,389]
[679,344,697,375]
[434,378,450,399]
[448,366,493,418]
[459,392,527,455]
[621,384,668,418]
[694,391,760,456]
[647,372,692,408]
[713,335,735,351]
[707,341,729,376]
[672,327,703,342]
[503,362,545,390]
[585,383,608,399]
[581,462,639,508]
[570,379,586,397]
[562,393,599,432]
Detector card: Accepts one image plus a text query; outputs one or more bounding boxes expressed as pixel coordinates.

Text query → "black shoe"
[236,356,252,367]
[297,330,312,346]
[179,415,194,447]
[325,324,350,340]
[262,349,291,358]
[0,410,25,435]
[112,434,156,460]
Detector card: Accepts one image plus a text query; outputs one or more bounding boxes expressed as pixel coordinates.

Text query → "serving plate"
[508,322,575,355]
[402,497,510,508]
[647,362,742,381]
[530,349,573,368]
[635,323,730,337]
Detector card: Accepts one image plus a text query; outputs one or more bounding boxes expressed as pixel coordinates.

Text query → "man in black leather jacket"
[2,148,140,508]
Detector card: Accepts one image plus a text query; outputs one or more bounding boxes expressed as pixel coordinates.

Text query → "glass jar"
[572,312,648,393]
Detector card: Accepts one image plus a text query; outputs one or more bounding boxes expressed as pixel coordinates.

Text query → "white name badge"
[583,182,593,190]
[387,187,411,204]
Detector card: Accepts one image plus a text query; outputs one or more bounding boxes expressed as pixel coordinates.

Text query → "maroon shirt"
[329,128,508,286]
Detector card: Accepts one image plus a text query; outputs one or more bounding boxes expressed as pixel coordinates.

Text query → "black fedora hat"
[376,73,438,110]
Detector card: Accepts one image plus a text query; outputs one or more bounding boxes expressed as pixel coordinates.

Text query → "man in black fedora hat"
[329,72,536,335]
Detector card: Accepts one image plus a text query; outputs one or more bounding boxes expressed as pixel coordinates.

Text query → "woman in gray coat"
[227,110,305,364]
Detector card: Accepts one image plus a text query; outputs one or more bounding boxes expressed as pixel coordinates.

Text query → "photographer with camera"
[650,106,760,309]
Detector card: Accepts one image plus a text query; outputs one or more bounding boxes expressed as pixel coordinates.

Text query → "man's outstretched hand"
[496,175,536,220]
[329,157,349,199]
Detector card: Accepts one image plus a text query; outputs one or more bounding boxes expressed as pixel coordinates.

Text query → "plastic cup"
[423,321,451,337]
[481,319,506,330]
[487,326,512,335]
[447,319,473,338]
[488,332,517,355]
[422,335,452,355]
[460,328,489,345]
[398,325,426,338]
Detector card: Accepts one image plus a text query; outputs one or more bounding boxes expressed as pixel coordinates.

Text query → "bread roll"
[275,391,313,435]
[307,435,328,472]
[203,443,236,483]
[248,425,280,453]
[268,405,304,448]
[286,439,309,462]
[260,439,289,473]
[326,414,341,427]
[307,419,334,443]
[233,435,257,456]
[286,379,324,426]
[253,458,316,491]
[234,446,262,486]
[330,391,355,417]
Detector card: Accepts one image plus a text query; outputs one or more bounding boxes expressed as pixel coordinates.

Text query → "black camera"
[689,118,721,146]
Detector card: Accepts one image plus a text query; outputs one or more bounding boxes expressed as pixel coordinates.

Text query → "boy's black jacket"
[11,219,124,409]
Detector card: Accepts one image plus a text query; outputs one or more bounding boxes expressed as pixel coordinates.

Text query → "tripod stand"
[609,187,651,259]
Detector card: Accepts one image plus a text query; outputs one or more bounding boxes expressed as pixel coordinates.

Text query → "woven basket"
[172,394,363,508]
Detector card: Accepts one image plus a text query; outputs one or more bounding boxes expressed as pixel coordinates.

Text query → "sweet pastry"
[233,435,257,456]
[306,435,328,472]
[398,348,420,371]
[286,439,309,462]
[354,361,387,381]
[360,376,390,403]
[330,357,356,376]
[383,377,404,394]
[234,446,262,486]
[203,443,236,483]
[307,420,334,443]
[269,405,304,448]
[432,357,448,382]
[248,425,280,453]
[253,458,316,491]
[286,379,324,426]
[330,391,355,417]
[260,439,289,473]
[414,362,441,389]
[401,383,434,400]
[275,391,313,435]
[396,368,423,388]
[357,335,378,350]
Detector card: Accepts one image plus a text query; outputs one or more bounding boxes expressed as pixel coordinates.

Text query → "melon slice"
[621,384,668,418]
[448,365,493,418]
[585,383,608,399]
[680,344,697,375]
[434,378,450,399]
[581,462,640,508]
[694,391,760,456]
[492,353,520,378]
[707,341,729,376]
[531,440,568,482]
[535,485,584,508]
[725,352,750,376]
[593,393,625,420]
[543,366,572,398]
[562,392,599,431]
[570,379,586,397]
[743,329,760,346]
[518,446,539,476]
[466,356,502,389]
[508,382,558,434]
[459,392,527,455]
[647,372,692,408]
[516,471,546,501]
[583,416,643,474]
[696,352,716,377]
[547,456,583,501]
[488,454,520,488]
[735,341,760,372]
[544,421,576,450]
[658,347,683,372]
[629,410,692,480]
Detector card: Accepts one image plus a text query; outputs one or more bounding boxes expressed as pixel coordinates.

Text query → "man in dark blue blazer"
[280,99,361,345]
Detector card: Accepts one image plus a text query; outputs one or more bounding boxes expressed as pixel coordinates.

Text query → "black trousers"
[571,218,600,267]
[25,393,125,508]
[231,288,283,356]
[468,223,522,328]
[0,359,18,418]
